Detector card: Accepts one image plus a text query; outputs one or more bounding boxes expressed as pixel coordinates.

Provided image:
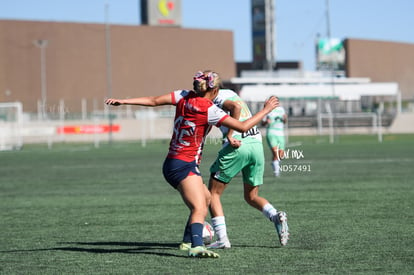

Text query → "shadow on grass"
[232,244,284,249]
[1,241,187,258]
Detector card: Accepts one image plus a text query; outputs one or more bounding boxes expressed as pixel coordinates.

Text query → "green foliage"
[1,135,413,274]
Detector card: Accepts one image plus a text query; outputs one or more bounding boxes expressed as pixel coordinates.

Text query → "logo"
[241,127,260,138]
[281,148,305,160]
[158,0,175,17]
[277,147,311,173]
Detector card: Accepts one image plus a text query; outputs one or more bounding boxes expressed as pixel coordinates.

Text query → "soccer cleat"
[188,246,220,258]
[274,211,289,246]
[206,240,231,249]
[178,242,191,251]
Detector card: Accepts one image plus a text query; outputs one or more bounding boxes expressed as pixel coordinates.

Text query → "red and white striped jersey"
[167,90,229,164]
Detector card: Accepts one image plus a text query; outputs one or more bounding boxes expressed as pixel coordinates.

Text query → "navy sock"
[182,216,192,243]
[190,222,204,247]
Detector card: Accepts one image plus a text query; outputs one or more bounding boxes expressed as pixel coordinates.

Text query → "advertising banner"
[141,0,182,27]
[317,38,345,71]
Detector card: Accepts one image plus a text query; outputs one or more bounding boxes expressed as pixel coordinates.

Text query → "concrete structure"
[1,20,414,147]
[0,20,235,113]
[345,39,414,100]
[388,113,414,133]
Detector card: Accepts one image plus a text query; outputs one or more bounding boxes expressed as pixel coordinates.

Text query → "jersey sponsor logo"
[184,101,200,112]
[241,126,260,138]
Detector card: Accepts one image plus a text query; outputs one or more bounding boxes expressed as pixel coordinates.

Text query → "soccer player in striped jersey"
[105,70,279,258]
[206,89,289,249]
[262,99,287,177]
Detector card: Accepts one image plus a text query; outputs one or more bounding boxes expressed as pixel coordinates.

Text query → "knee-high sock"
[182,215,192,243]
[211,216,228,242]
[262,203,278,222]
[190,223,204,247]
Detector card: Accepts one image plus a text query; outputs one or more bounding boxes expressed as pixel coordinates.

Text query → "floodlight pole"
[325,0,336,143]
[325,0,331,44]
[265,0,275,71]
[325,0,336,98]
[105,2,114,145]
[33,39,48,120]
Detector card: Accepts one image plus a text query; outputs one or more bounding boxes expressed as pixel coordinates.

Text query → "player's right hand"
[263,96,279,112]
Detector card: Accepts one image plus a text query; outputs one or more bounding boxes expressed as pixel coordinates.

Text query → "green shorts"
[210,141,264,186]
[266,134,285,150]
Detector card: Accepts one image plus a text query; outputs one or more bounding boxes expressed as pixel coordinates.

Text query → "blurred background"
[0,0,413,149]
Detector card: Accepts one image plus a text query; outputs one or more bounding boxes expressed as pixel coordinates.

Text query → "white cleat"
[206,240,231,249]
[274,211,289,246]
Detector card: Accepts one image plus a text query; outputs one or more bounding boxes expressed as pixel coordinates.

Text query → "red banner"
[57,125,120,134]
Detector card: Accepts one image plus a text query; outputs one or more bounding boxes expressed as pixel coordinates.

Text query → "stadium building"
[0,0,413,147]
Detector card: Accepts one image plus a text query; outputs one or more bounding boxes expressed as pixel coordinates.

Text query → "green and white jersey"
[265,106,286,137]
[213,89,262,144]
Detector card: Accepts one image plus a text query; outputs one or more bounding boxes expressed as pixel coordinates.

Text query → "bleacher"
[287,113,395,128]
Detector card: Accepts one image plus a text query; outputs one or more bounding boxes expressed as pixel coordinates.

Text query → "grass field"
[1,134,413,274]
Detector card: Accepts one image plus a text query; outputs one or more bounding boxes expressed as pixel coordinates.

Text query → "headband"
[194,71,216,89]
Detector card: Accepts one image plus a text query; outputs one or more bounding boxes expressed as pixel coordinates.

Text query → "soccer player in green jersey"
[262,98,287,177]
[206,89,289,248]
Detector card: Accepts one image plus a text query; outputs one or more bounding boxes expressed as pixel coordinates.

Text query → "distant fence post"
[377,102,384,143]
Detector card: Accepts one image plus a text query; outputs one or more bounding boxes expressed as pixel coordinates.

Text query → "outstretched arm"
[222,100,242,148]
[105,93,172,107]
[221,96,278,133]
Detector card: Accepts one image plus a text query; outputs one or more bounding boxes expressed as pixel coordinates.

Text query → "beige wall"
[345,39,414,100]
[0,20,236,113]
[2,20,413,116]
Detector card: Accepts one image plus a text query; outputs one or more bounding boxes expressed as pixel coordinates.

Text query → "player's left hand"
[228,137,241,148]
[105,98,122,106]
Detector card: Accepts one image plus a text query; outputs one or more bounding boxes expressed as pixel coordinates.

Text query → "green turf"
[1,134,413,274]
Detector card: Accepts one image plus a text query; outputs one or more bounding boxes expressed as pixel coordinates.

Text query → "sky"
[1,0,413,71]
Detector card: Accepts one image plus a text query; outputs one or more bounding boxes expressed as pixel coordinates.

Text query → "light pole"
[105,2,114,144]
[33,39,48,120]
[265,0,275,71]
[325,0,336,98]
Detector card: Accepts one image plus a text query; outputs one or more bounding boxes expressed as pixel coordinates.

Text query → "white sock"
[272,160,280,175]
[211,216,228,242]
[262,203,278,222]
